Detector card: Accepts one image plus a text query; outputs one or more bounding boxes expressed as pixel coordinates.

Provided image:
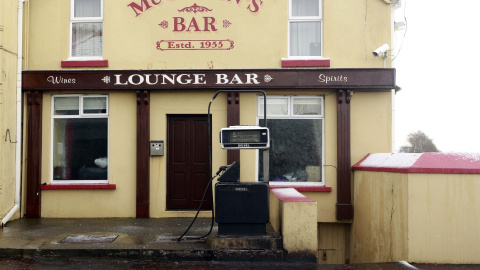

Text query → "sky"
[392,1,480,153]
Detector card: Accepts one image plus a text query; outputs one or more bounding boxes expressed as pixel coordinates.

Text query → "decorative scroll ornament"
[178,3,213,14]
[223,20,232,28]
[264,74,273,83]
[159,20,168,29]
[102,76,111,84]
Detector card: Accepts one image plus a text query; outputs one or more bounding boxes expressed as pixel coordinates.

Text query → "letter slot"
[150,140,164,156]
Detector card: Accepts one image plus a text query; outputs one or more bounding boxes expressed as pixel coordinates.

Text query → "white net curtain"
[72,0,102,57]
[290,0,322,57]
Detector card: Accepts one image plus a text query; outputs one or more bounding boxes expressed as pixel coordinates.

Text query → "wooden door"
[167,115,212,210]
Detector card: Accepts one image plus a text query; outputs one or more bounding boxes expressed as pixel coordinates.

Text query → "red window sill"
[281,59,330,68]
[41,184,116,190]
[61,60,109,68]
[269,185,332,192]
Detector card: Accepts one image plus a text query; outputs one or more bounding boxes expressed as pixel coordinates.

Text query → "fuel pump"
[178,90,269,240]
[216,127,270,234]
[215,99,270,235]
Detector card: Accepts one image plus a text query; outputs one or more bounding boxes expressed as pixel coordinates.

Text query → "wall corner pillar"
[227,92,240,164]
[136,90,150,218]
[336,90,353,220]
[25,91,43,218]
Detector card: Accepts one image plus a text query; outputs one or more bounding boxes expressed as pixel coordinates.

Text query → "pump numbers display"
[220,126,269,149]
[230,131,261,143]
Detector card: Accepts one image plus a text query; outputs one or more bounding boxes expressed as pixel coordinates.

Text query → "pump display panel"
[220,126,269,149]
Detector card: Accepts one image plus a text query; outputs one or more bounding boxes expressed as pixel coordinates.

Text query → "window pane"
[54,96,79,115]
[290,21,321,57]
[292,0,319,17]
[53,118,108,180]
[258,119,323,182]
[83,97,107,114]
[72,22,103,57]
[258,97,289,116]
[293,98,322,115]
[74,0,101,17]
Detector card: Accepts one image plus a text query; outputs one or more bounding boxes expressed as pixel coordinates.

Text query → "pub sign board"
[22,69,395,91]
[125,0,264,52]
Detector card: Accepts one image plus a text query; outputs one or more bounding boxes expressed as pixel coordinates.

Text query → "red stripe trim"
[352,153,371,170]
[41,184,116,190]
[270,185,331,192]
[61,60,109,67]
[353,166,480,174]
[352,166,411,173]
[281,59,330,67]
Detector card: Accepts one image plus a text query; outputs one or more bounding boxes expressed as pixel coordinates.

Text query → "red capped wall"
[353,153,480,174]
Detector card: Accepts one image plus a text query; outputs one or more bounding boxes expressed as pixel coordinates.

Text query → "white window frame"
[287,0,324,59]
[69,0,104,60]
[256,95,325,186]
[51,94,109,184]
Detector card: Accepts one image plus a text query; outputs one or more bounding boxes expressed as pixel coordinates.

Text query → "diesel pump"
[178,90,270,240]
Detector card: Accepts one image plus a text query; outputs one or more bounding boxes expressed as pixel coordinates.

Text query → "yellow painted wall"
[23,0,392,70]
[28,85,393,220]
[318,223,347,264]
[272,188,318,259]
[38,90,229,218]
[21,0,393,221]
[0,0,20,221]
[351,91,393,163]
[149,90,227,217]
[269,190,281,232]
[25,0,287,70]
[324,0,392,68]
[350,171,408,263]
[24,0,69,70]
[351,171,480,264]
[240,90,341,222]
[408,174,480,263]
[282,200,318,256]
[40,92,137,217]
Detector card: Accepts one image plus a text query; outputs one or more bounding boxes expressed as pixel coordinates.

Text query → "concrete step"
[1,248,288,262]
[0,218,293,262]
[209,233,283,250]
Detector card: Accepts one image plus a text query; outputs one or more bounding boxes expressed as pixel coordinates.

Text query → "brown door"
[167,115,212,210]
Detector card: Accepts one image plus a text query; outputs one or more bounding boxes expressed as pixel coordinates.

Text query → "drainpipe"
[2,0,25,227]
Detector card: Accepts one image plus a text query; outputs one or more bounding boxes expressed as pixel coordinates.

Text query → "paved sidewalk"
[1,218,214,252]
[1,218,478,269]
[0,218,285,261]
[0,257,424,270]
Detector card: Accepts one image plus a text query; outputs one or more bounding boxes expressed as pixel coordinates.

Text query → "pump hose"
[177,166,226,241]
[177,97,217,241]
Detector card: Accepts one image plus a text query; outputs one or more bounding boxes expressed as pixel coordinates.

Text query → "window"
[52,95,108,183]
[289,0,322,58]
[70,0,103,58]
[257,96,324,184]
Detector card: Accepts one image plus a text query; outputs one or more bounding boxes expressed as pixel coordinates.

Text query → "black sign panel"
[23,68,396,91]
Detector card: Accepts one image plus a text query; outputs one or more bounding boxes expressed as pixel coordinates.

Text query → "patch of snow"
[360,153,422,168]
[270,182,322,187]
[398,261,419,269]
[272,188,302,198]
[155,236,178,242]
[272,188,315,202]
[449,153,480,163]
[60,235,118,243]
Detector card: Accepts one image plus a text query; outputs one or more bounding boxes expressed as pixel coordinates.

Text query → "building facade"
[1,0,22,227]
[7,0,397,264]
